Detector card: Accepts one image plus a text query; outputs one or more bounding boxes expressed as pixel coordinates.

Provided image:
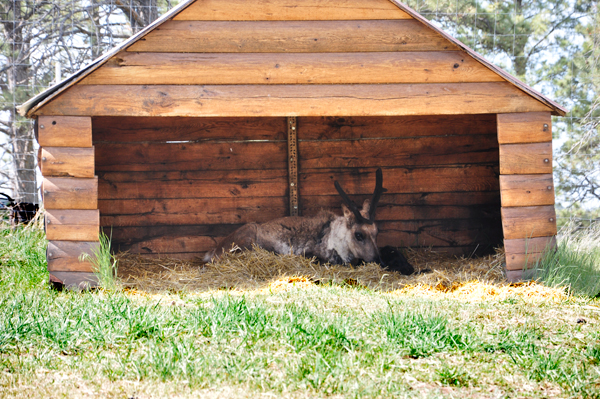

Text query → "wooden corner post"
[38,116,100,289]
[497,112,557,282]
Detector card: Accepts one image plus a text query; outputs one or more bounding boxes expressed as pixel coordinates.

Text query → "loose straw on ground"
[116,246,509,294]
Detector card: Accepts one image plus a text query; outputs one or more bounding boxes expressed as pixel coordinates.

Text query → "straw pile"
[115,246,507,293]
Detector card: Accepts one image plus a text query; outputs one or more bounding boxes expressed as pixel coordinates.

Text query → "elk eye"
[355,232,365,242]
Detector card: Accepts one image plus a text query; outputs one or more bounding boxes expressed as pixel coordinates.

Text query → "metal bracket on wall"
[287,116,299,216]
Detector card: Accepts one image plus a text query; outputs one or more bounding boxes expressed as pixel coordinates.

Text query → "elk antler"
[334,168,386,224]
[368,168,386,222]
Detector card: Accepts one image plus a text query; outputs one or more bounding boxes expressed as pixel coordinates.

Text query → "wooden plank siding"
[40,147,95,178]
[47,241,100,272]
[297,115,502,255]
[499,174,554,207]
[173,0,413,21]
[38,83,552,117]
[39,0,556,122]
[38,116,99,287]
[45,210,100,242]
[79,52,503,86]
[94,115,502,258]
[128,20,457,53]
[96,116,290,257]
[42,177,98,210]
[501,206,557,240]
[497,112,552,144]
[504,236,557,271]
[499,143,553,175]
[497,112,557,275]
[38,116,92,147]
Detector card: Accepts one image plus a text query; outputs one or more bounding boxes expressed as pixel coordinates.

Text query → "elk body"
[204,169,386,265]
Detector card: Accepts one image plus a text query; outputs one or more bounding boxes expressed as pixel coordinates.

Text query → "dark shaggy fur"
[380,245,414,275]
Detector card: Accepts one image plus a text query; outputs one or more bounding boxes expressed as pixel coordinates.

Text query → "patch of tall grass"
[80,232,120,291]
[0,215,47,291]
[534,222,600,297]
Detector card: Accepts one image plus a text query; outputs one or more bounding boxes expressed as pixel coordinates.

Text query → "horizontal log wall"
[39,116,99,288]
[297,115,502,255]
[95,114,502,258]
[497,112,557,279]
[95,116,290,258]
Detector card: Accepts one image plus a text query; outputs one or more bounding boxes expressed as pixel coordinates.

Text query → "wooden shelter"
[20,0,566,288]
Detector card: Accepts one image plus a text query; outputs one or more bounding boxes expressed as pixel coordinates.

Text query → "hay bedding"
[115,246,507,293]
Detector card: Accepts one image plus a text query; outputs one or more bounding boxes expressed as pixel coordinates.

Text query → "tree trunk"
[3,0,37,203]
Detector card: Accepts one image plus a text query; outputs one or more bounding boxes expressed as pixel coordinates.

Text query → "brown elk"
[204,169,386,265]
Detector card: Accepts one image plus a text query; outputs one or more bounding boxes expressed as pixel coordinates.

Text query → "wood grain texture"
[45,209,100,241]
[504,236,557,270]
[42,177,98,210]
[93,116,287,142]
[119,235,222,256]
[89,113,504,259]
[105,224,240,255]
[49,272,98,289]
[499,143,552,175]
[46,224,99,241]
[99,167,495,205]
[97,170,288,199]
[99,198,498,227]
[302,199,499,222]
[499,174,555,207]
[173,0,412,20]
[46,209,99,226]
[297,114,497,140]
[40,147,95,178]
[37,116,92,147]
[79,51,503,85]
[100,197,288,226]
[95,141,287,172]
[501,205,557,240]
[497,112,552,144]
[298,134,498,168]
[299,166,499,196]
[301,191,501,210]
[39,83,552,117]
[47,241,100,272]
[505,268,539,282]
[128,20,456,53]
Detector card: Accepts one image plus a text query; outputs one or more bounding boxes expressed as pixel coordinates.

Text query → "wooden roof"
[19,0,567,118]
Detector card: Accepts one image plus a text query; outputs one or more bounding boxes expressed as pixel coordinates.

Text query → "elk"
[204,169,386,265]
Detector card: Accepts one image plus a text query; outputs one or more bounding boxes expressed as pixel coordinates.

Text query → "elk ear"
[341,203,355,222]
[361,199,371,218]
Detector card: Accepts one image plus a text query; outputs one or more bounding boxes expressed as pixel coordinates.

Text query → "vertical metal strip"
[287,116,299,216]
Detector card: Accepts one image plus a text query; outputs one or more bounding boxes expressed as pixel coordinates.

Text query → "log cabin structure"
[20,0,567,288]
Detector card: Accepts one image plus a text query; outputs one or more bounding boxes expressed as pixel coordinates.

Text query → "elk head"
[334,168,386,264]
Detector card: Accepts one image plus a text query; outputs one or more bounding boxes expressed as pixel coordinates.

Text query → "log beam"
[37,83,552,117]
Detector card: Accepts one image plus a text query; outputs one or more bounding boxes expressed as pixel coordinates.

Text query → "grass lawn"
[1,220,600,398]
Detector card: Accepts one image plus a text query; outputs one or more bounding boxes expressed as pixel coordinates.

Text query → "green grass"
[0,217,47,290]
[1,221,600,398]
[534,222,600,297]
[80,231,120,291]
